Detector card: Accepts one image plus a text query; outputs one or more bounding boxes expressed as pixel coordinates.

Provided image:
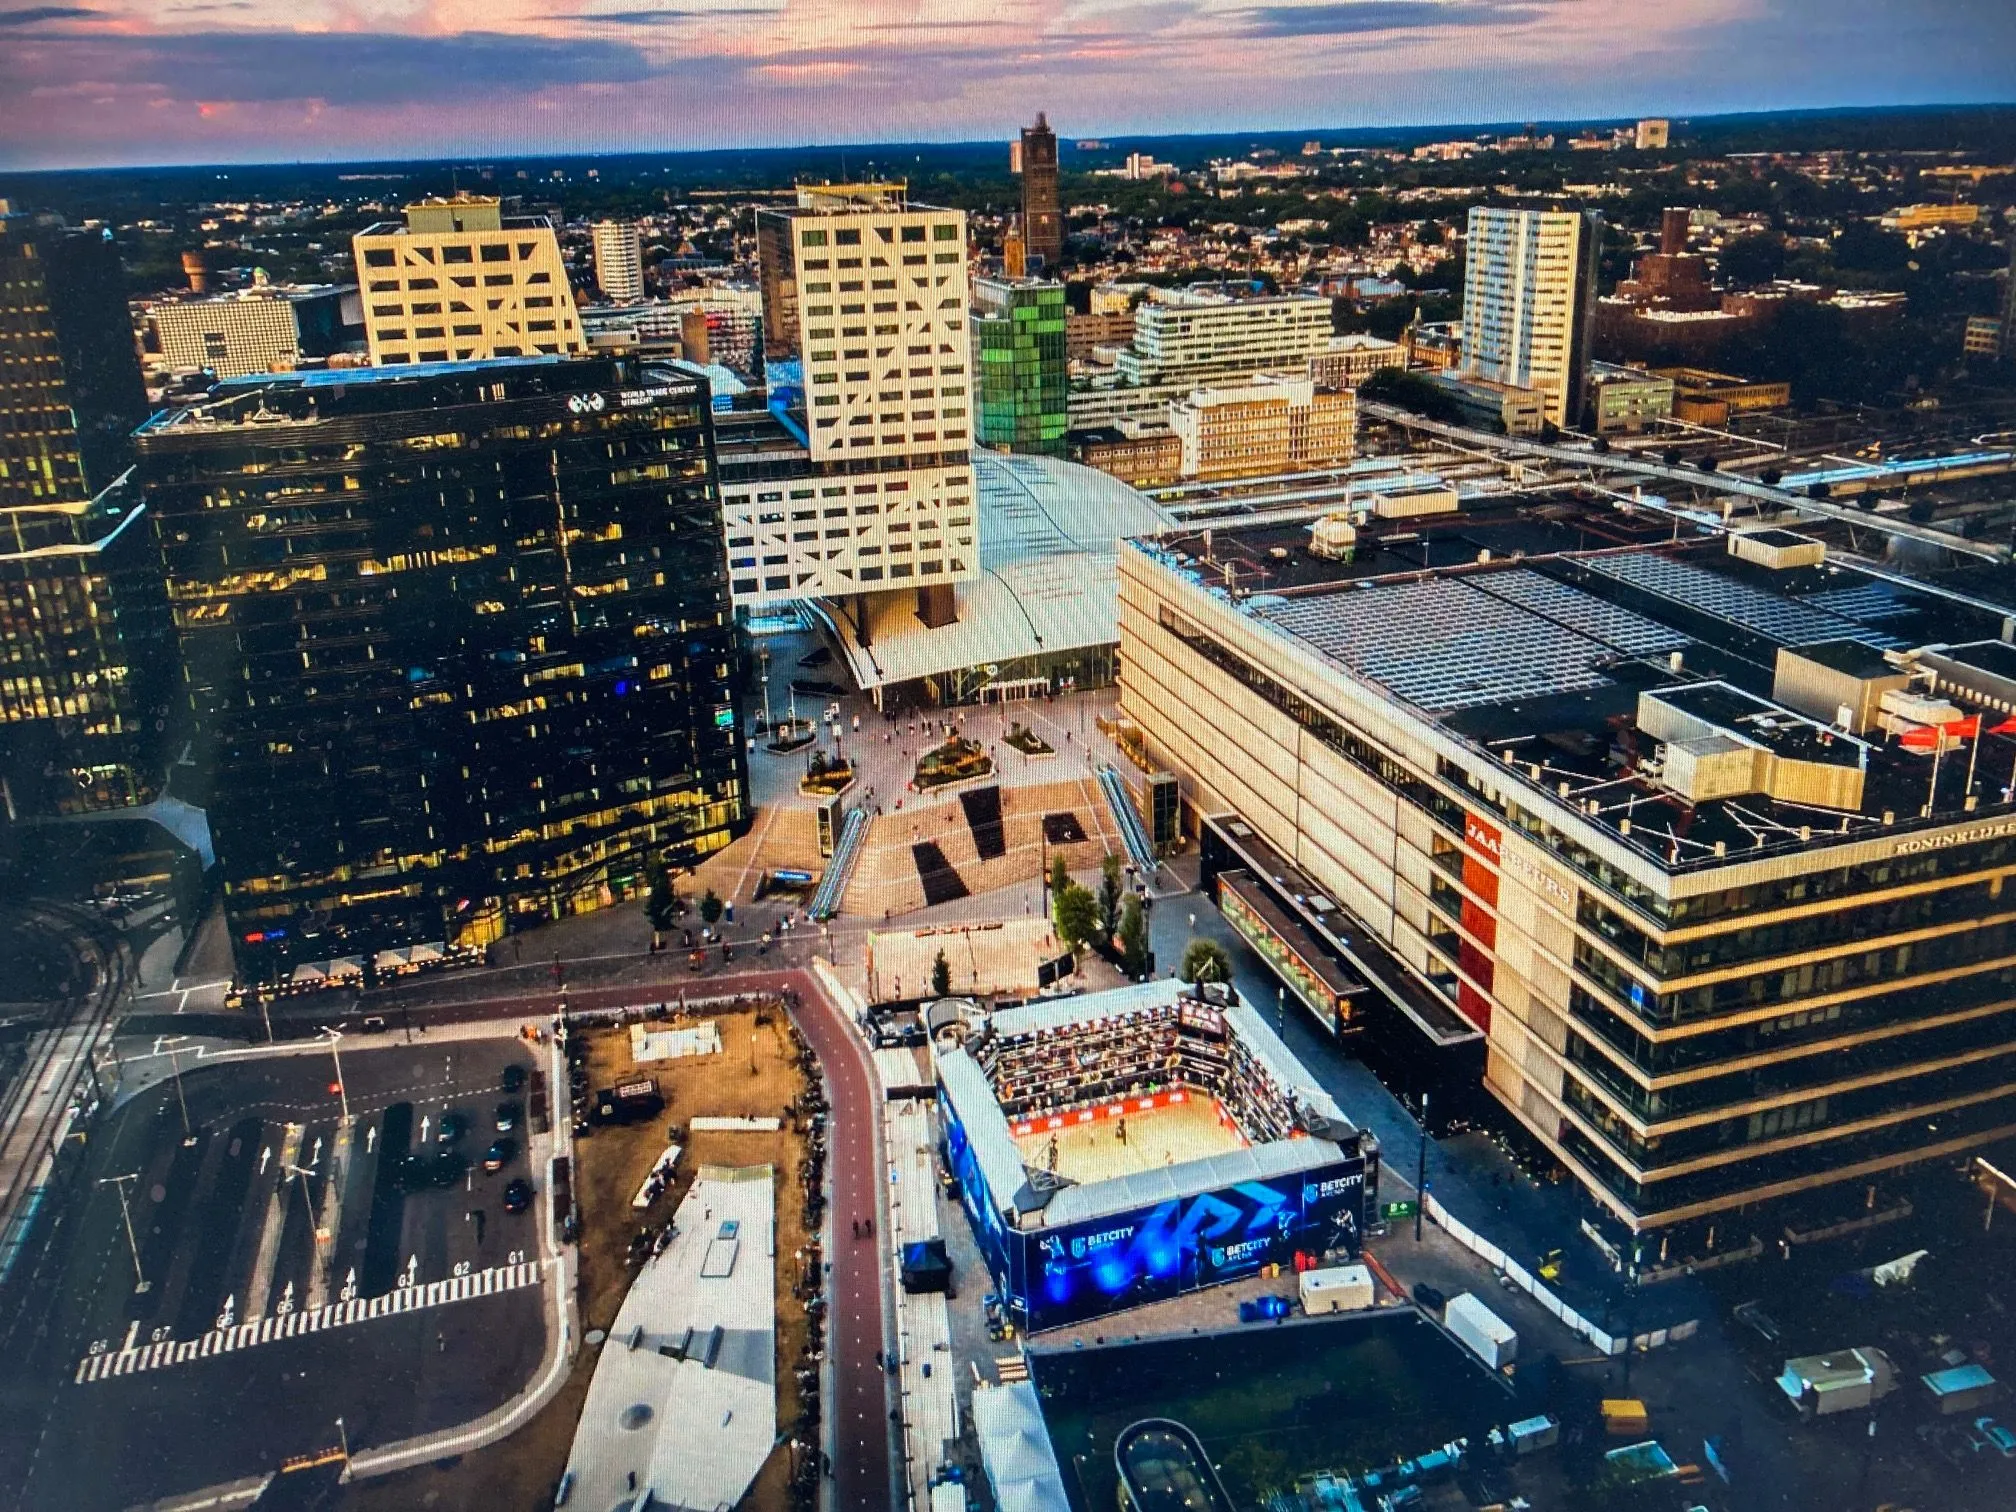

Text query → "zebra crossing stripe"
[71,1260,544,1386]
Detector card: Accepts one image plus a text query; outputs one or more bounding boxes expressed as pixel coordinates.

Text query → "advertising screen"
[1013,1156,1368,1331]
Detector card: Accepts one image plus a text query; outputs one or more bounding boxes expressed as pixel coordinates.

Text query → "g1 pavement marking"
[73,1257,543,1385]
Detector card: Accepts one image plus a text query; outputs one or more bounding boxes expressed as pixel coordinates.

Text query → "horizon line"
[4,99,2014,179]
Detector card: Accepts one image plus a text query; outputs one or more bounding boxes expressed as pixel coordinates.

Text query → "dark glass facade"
[0,485,175,818]
[1,209,164,817]
[133,356,748,982]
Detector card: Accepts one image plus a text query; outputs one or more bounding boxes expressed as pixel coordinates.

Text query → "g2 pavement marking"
[71,1257,544,1385]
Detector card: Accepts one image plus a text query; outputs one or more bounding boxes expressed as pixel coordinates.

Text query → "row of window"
[361,241,545,268]
[797,224,960,248]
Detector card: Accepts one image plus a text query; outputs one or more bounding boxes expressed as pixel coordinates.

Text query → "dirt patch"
[341,1001,825,1512]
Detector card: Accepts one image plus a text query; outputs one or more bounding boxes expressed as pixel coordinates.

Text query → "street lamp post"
[163,1039,194,1144]
[319,1027,350,1125]
[1415,1093,1430,1243]
[759,644,774,734]
[99,1172,149,1293]
[284,1161,326,1245]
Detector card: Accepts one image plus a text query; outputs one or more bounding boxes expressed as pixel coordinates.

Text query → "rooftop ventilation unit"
[1307,512,1358,561]
[1729,528,1826,571]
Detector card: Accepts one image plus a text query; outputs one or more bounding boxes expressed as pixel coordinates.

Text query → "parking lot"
[3,1037,551,1511]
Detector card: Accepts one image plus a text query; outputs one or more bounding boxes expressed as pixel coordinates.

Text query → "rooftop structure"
[938,978,1376,1329]
[352,195,583,365]
[1118,494,2016,1233]
[148,282,358,379]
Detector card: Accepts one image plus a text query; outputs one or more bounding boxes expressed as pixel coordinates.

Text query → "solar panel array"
[1255,567,1678,713]
[1804,582,1914,623]
[1578,553,1907,649]
[1478,571,1692,657]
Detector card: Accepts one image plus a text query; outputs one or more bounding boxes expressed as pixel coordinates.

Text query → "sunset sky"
[0,0,2010,169]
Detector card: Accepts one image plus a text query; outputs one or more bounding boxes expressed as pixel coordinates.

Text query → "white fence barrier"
[1422,1193,1693,1356]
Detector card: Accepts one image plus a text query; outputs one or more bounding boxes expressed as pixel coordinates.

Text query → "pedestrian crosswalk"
[73,1259,543,1385]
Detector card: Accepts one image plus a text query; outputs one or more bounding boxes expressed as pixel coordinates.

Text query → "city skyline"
[0,0,2011,170]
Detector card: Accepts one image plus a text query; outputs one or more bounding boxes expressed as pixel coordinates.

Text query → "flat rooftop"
[1134,494,2016,874]
[135,356,691,435]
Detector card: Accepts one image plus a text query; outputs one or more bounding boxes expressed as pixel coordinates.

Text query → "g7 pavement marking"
[73,1258,544,1385]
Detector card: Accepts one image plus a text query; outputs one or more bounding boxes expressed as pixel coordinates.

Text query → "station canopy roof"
[826,450,1171,693]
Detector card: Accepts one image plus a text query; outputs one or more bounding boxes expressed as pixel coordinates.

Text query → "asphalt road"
[1,1039,545,1511]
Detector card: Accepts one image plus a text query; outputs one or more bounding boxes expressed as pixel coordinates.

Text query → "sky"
[0,0,2012,170]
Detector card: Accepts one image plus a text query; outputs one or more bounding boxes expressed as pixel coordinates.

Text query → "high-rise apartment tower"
[1462,205,1601,429]
[353,195,584,365]
[593,220,646,303]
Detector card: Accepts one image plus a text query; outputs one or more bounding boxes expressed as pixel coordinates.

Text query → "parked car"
[359,1016,388,1034]
[436,1111,468,1144]
[1975,1417,2016,1458]
[494,1100,521,1133]
[502,1178,533,1214]
[1412,1282,1447,1312]
[484,1138,516,1172]
[501,1063,527,1095]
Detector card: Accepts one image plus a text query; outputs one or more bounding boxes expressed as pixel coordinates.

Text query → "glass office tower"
[0,206,164,819]
[974,277,1067,457]
[133,356,748,983]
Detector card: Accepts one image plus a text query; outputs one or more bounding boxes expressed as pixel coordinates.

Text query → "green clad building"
[974,277,1067,457]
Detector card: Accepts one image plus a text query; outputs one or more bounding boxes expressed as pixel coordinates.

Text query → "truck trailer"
[1443,1292,1518,1370]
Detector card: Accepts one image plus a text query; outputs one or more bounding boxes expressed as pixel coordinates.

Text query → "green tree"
[1180,938,1232,984]
[1097,854,1124,938]
[1119,895,1150,980]
[1054,883,1100,952]
[930,948,952,998]
[645,856,679,947]
[1049,853,1070,899]
[699,888,723,926]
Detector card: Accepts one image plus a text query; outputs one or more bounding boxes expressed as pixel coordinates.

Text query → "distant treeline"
[5,103,2015,220]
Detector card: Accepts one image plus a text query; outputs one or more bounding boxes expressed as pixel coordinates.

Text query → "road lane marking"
[243,1123,302,1320]
[72,1260,544,1385]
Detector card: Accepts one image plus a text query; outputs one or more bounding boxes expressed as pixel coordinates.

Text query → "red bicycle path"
[310,967,898,1512]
